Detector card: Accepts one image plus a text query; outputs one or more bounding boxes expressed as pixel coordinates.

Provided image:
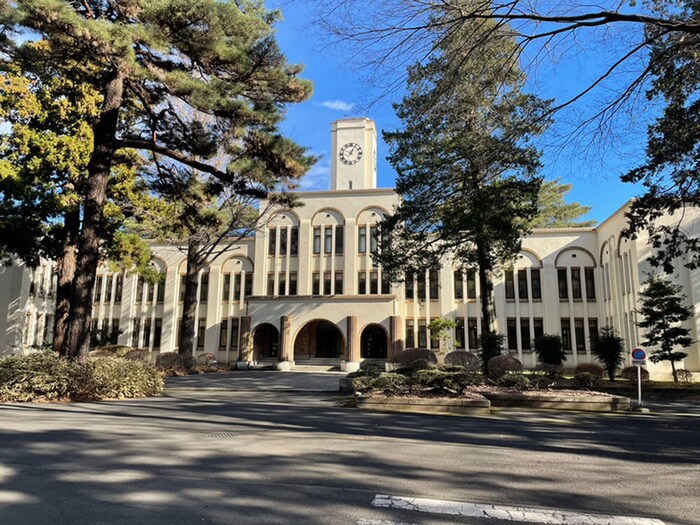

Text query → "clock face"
[339,142,363,165]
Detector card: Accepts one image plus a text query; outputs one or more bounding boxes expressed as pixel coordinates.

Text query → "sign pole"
[637,364,642,408]
[631,348,648,412]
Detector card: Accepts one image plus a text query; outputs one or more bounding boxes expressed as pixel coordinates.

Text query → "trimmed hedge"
[0,352,163,402]
[574,363,604,378]
[392,348,437,367]
[487,355,523,380]
[444,351,481,372]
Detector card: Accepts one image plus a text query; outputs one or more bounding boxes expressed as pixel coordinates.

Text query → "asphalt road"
[0,371,698,525]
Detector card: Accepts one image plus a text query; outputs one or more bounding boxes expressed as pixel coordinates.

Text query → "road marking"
[371,494,665,525]
[357,520,417,525]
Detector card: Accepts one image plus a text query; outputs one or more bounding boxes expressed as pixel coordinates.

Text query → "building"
[1,118,698,380]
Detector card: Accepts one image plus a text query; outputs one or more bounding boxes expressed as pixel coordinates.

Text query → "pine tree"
[531,178,596,228]
[590,327,625,381]
[637,276,693,382]
[0,1,312,360]
[377,14,550,333]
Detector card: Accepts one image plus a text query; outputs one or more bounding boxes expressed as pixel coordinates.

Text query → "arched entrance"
[294,320,345,361]
[253,323,279,360]
[361,324,388,359]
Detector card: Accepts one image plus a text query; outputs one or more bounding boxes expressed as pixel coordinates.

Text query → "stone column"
[341,315,360,372]
[389,315,404,362]
[239,316,252,366]
[277,315,292,371]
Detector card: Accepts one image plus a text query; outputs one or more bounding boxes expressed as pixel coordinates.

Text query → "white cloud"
[318,100,355,112]
[299,160,330,191]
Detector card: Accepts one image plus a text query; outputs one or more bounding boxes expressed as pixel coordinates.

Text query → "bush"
[677,369,694,384]
[574,363,604,378]
[444,351,481,372]
[478,333,506,374]
[155,352,185,375]
[395,358,437,376]
[534,334,566,366]
[620,366,650,383]
[591,327,625,381]
[0,352,76,402]
[411,369,482,392]
[573,372,601,390]
[372,373,409,393]
[182,354,197,372]
[534,363,563,379]
[527,371,558,390]
[347,363,383,379]
[495,373,530,389]
[89,345,133,358]
[392,348,437,367]
[197,353,218,367]
[122,349,152,363]
[487,355,523,380]
[74,357,163,400]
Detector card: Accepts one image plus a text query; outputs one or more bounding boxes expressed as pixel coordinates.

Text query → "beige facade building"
[1,118,698,379]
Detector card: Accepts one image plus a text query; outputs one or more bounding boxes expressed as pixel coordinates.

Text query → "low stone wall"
[354,396,491,416]
[484,393,630,412]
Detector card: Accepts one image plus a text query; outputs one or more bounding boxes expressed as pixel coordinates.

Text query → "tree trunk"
[476,239,495,334]
[178,238,203,356]
[63,69,125,362]
[53,208,80,356]
[670,358,678,383]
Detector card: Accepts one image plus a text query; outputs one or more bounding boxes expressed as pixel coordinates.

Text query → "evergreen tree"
[531,178,596,228]
[590,326,625,381]
[377,14,550,333]
[0,1,312,360]
[637,275,693,382]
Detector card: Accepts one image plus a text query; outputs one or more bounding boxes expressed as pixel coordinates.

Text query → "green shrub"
[677,369,694,384]
[574,363,604,378]
[444,351,481,372]
[534,363,563,379]
[0,352,76,402]
[573,372,601,390]
[526,371,558,389]
[495,373,530,389]
[478,333,506,374]
[122,349,152,363]
[620,366,650,383]
[182,354,197,372]
[155,352,186,375]
[347,364,383,379]
[395,358,437,376]
[74,357,163,400]
[89,345,133,358]
[487,355,523,380]
[591,327,625,381]
[392,348,437,368]
[534,334,566,367]
[372,373,409,393]
[351,376,375,393]
[411,369,482,394]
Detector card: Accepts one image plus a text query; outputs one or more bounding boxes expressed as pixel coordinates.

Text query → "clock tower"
[330,118,377,190]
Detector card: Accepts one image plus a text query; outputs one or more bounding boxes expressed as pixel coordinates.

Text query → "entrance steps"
[292,358,341,372]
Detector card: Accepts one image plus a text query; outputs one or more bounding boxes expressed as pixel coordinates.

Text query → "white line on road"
[371,494,665,525]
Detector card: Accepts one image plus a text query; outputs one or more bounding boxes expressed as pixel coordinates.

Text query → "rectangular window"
[468,319,478,349]
[105,276,113,303]
[358,226,367,253]
[279,227,288,254]
[520,318,531,350]
[561,318,572,351]
[95,275,103,303]
[585,268,596,300]
[223,274,231,302]
[417,273,426,300]
[230,318,240,350]
[232,273,240,301]
[466,270,477,299]
[428,269,439,300]
[147,281,154,303]
[136,277,144,302]
[455,318,465,350]
[179,275,186,302]
[518,270,528,301]
[132,318,141,347]
[100,318,109,343]
[405,319,415,348]
[290,227,299,256]
[405,272,414,300]
[358,272,366,294]
[507,318,518,350]
[530,269,542,300]
[588,318,599,346]
[505,270,515,300]
[219,321,228,350]
[313,273,321,295]
[153,319,162,349]
[90,319,99,347]
[417,320,427,348]
[289,272,298,296]
[156,274,165,303]
[430,319,440,349]
[278,274,286,296]
[335,226,344,254]
[268,228,277,256]
[454,270,464,300]
[334,271,343,295]
[571,268,582,299]
[381,273,390,294]
[199,273,209,302]
[313,227,321,254]
[110,319,120,345]
[533,318,544,339]
[558,269,568,300]
[369,225,378,255]
[44,314,53,344]
[575,318,586,352]
[244,274,252,297]
[143,318,152,349]
[324,227,332,254]
[324,272,332,295]
[197,318,206,349]
[267,273,275,296]
[369,271,378,294]
[114,274,123,303]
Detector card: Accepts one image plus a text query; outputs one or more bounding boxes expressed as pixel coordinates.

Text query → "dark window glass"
[156,274,165,302]
[268,228,276,256]
[153,319,162,349]
[381,273,390,294]
[110,319,120,345]
[232,273,240,301]
[588,319,599,346]
[561,318,572,351]
[531,269,542,300]
[418,320,427,348]
[585,268,596,300]
[466,270,477,299]
[132,318,141,348]
[279,227,287,254]
[533,318,544,339]
[179,275,186,302]
[455,318,465,349]
[369,272,378,294]
[290,227,299,256]
[454,270,464,300]
[571,268,582,299]
[143,318,151,348]
[507,318,517,350]
[405,320,415,348]
[223,274,231,302]
[417,273,426,300]
[334,272,343,295]
[430,319,440,349]
[114,274,123,303]
[267,274,275,295]
[219,321,228,350]
[244,274,252,297]
[405,272,414,299]
[230,318,240,349]
[199,273,209,302]
[369,225,378,255]
[335,226,344,254]
[518,270,528,301]
[147,281,154,303]
[575,318,586,352]
[468,319,478,349]
[105,276,113,303]
[324,227,332,254]
[313,227,321,254]
[520,318,531,350]
[505,270,515,300]
[324,273,332,295]
[289,273,298,296]
[358,273,366,294]
[197,319,206,349]
[278,274,286,296]
[136,277,144,302]
[95,276,103,303]
[558,269,568,299]
[429,269,439,300]
[313,273,321,295]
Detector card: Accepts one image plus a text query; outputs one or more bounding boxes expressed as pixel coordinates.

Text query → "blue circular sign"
[631,348,646,360]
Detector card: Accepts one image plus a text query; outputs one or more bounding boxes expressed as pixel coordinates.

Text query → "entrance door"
[361,324,387,359]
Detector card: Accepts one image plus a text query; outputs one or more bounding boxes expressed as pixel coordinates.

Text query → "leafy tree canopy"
[530,178,596,229]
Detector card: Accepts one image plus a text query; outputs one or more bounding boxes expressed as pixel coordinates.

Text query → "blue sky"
[271,2,650,224]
